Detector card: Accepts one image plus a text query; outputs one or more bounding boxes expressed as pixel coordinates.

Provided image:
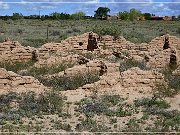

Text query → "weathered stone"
[0,68,46,95]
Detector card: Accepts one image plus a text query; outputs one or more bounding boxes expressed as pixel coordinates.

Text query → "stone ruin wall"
[0,32,179,70]
[65,67,165,99]
[47,60,119,78]
[36,33,150,66]
[147,35,180,70]
[121,67,164,88]
[0,41,35,62]
[0,68,46,94]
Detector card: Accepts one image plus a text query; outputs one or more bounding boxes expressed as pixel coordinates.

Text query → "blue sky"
[0,0,180,16]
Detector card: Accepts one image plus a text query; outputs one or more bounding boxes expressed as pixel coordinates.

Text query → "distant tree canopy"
[71,12,86,20]
[117,11,129,20]
[118,8,142,21]
[0,9,179,21]
[143,13,152,20]
[50,12,71,20]
[118,9,154,21]
[94,7,110,19]
[129,8,142,21]
[12,13,23,20]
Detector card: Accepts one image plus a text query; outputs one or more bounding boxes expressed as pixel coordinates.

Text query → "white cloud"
[0,2,10,9]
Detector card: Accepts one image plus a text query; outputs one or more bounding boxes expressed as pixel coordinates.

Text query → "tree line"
[0,7,180,21]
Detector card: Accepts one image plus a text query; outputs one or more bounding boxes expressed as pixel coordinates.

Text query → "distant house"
[151,16,172,21]
[163,16,172,21]
[84,16,94,19]
[137,16,145,21]
[151,16,164,20]
[105,15,119,20]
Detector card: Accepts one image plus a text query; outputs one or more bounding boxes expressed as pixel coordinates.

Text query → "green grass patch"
[39,73,100,90]
[0,60,35,73]
[26,62,74,77]
[119,59,147,72]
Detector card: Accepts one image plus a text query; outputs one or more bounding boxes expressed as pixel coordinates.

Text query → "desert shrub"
[16,29,23,34]
[92,24,121,37]
[0,35,6,42]
[134,97,170,109]
[133,96,180,131]
[110,118,117,124]
[101,95,124,106]
[22,38,48,48]
[147,110,180,132]
[77,95,133,117]
[0,92,20,112]
[26,62,74,77]
[81,102,108,116]
[119,59,147,72]
[58,33,68,40]
[80,52,94,60]
[153,82,177,98]
[53,120,71,131]
[0,60,35,73]
[0,91,64,122]
[123,118,141,132]
[72,28,81,33]
[160,66,180,96]
[19,91,63,115]
[123,31,151,43]
[168,75,180,90]
[40,73,100,91]
[141,112,150,120]
[176,27,180,34]
[66,29,73,34]
[76,117,108,132]
[50,30,60,36]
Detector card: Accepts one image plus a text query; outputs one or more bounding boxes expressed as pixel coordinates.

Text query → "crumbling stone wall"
[0,68,46,94]
[121,67,164,88]
[47,60,119,78]
[147,35,180,70]
[0,33,179,70]
[0,41,36,62]
[80,67,164,92]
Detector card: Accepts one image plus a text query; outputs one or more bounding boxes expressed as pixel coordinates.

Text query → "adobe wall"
[0,68,46,94]
[147,35,180,69]
[0,41,35,62]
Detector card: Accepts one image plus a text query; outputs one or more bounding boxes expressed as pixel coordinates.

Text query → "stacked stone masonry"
[0,41,35,62]
[0,68,45,94]
[0,33,179,71]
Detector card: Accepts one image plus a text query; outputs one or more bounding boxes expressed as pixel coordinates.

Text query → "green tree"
[143,13,151,20]
[71,11,86,20]
[129,8,141,21]
[50,12,61,19]
[50,12,70,20]
[117,11,129,20]
[12,13,23,20]
[94,7,110,19]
